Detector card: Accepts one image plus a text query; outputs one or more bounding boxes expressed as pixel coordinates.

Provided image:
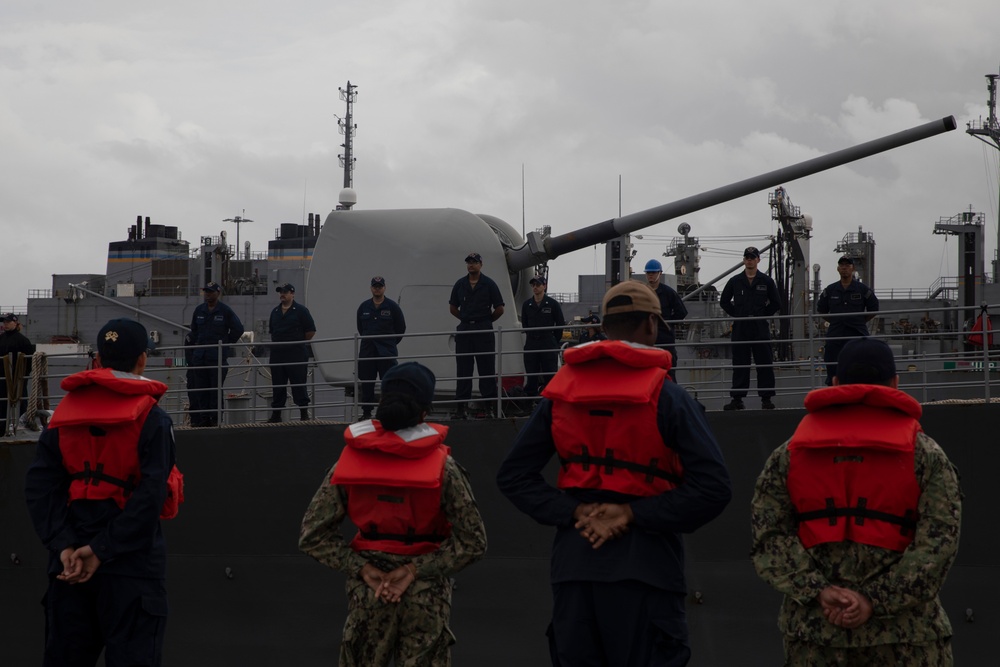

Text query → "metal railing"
[4,302,996,433]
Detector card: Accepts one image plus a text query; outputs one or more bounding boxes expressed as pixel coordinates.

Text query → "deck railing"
[4,302,996,433]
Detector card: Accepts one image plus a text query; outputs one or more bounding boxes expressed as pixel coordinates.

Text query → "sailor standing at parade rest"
[498,281,731,666]
[719,246,782,411]
[520,274,566,397]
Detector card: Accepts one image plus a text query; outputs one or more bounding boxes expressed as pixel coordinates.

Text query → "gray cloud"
[0,0,998,312]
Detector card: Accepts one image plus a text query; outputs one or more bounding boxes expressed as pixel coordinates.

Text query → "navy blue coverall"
[449,274,504,405]
[719,270,782,399]
[356,296,406,412]
[497,379,731,666]
[653,282,689,380]
[520,295,566,396]
[188,301,244,426]
[816,278,879,385]
[269,301,317,409]
[24,402,175,667]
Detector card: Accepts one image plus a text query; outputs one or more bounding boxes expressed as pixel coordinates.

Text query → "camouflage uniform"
[300,456,487,667]
[751,432,961,666]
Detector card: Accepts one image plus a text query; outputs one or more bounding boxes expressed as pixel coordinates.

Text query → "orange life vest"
[332,420,452,555]
[787,384,922,552]
[48,368,183,519]
[542,340,683,496]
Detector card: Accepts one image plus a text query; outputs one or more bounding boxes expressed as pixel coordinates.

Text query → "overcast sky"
[2,0,999,311]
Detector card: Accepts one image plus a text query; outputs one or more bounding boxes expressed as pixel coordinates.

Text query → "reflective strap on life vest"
[68,460,137,496]
[559,445,682,486]
[359,523,447,545]
[795,497,917,536]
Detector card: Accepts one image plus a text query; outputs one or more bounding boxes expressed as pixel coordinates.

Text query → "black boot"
[723,398,745,411]
[266,411,282,423]
[300,408,310,421]
[761,397,775,410]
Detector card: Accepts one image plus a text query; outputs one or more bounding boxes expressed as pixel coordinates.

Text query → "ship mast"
[337,82,358,196]
[966,70,1000,280]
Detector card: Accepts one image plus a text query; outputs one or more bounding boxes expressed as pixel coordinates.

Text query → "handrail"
[7,302,996,431]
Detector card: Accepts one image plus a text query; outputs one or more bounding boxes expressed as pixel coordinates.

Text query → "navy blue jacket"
[190,301,244,363]
[450,274,504,331]
[269,301,317,362]
[356,297,406,358]
[496,379,732,593]
[720,271,781,339]
[653,283,688,347]
[817,279,878,337]
[25,404,175,579]
[521,295,566,349]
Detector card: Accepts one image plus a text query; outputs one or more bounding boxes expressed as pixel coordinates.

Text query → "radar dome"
[339,188,358,208]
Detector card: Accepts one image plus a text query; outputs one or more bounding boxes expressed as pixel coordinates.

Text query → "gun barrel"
[507,115,957,271]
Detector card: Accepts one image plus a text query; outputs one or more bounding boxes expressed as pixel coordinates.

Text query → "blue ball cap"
[381,362,436,407]
[97,318,154,362]
[644,259,662,272]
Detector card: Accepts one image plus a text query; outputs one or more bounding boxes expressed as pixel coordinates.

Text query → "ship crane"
[768,187,812,361]
[966,69,1000,281]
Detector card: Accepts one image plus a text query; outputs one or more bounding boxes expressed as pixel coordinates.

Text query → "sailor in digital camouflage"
[299,362,486,667]
[750,338,961,666]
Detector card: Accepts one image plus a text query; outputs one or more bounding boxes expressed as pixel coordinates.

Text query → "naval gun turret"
[308,116,957,390]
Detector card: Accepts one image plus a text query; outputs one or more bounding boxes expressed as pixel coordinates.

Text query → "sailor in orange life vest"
[299,362,487,666]
[497,281,732,667]
[25,318,182,667]
[751,338,962,666]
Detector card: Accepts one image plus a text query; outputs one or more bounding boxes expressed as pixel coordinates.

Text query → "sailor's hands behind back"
[575,503,633,549]
[360,561,417,604]
[818,585,873,629]
[56,545,102,584]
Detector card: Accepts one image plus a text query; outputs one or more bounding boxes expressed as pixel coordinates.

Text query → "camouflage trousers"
[783,636,953,667]
[339,575,455,667]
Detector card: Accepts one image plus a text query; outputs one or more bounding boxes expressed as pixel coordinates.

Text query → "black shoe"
[761,397,775,410]
[360,410,372,421]
[266,411,282,423]
[723,398,745,411]
[451,409,468,420]
[300,409,310,421]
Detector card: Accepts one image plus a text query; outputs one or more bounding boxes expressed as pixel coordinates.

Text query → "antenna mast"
[966,69,1000,279]
[337,81,359,190]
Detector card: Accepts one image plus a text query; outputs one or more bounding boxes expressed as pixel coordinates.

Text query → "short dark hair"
[101,357,140,373]
[602,311,651,338]
[376,362,435,429]
[376,392,426,430]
